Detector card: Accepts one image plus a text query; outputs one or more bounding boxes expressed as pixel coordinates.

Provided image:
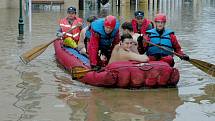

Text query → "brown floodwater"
[0,0,215,121]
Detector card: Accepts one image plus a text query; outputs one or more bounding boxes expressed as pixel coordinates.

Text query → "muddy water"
[0,0,215,121]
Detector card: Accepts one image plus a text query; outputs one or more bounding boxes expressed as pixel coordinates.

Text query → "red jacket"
[88,30,120,66]
[131,18,154,35]
[59,17,82,42]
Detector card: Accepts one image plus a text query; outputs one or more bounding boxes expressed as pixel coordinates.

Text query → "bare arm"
[118,49,149,62]
[78,27,87,50]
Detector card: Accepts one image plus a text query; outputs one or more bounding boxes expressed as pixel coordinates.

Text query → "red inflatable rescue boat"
[54,39,180,88]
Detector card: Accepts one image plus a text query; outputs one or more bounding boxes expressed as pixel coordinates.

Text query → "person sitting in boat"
[137,13,190,67]
[108,33,149,64]
[56,6,83,48]
[88,15,120,70]
[78,16,97,56]
[121,21,141,54]
[131,10,154,35]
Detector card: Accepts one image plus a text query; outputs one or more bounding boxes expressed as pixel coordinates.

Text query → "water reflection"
[14,71,42,121]
[175,84,215,121]
[195,84,215,104]
[57,87,182,121]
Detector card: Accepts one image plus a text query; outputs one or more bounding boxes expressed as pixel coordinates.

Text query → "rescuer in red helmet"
[137,13,190,67]
[88,15,120,70]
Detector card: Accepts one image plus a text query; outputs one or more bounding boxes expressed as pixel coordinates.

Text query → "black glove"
[137,35,143,43]
[91,65,101,72]
[137,35,145,54]
[180,54,190,61]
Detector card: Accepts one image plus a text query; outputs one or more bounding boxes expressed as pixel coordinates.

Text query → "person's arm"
[170,34,184,55]
[170,34,190,60]
[108,44,120,64]
[77,27,87,51]
[121,51,149,62]
[77,18,83,30]
[110,30,120,51]
[56,26,63,37]
[137,35,149,54]
[88,30,100,66]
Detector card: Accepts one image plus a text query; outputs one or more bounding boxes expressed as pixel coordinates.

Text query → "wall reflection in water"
[14,71,42,121]
[57,86,182,121]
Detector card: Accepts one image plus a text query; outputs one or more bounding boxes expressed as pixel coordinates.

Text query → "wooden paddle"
[20,24,81,64]
[143,39,215,77]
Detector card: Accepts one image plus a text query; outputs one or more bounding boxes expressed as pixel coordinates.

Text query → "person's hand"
[180,54,190,61]
[91,65,101,72]
[56,32,63,38]
[137,35,145,54]
[100,54,107,61]
[77,22,83,27]
[80,48,87,54]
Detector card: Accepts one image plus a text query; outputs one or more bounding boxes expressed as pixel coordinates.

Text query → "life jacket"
[91,18,120,54]
[85,26,91,40]
[131,18,152,35]
[146,28,174,56]
[59,17,82,43]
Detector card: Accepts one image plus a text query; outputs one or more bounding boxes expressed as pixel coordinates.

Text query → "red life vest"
[131,18,152,35]
[59,17,82,43]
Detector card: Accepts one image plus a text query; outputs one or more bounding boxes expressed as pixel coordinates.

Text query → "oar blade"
[189,58,215,77]
[71,66,91,80]
[20,43,49,64]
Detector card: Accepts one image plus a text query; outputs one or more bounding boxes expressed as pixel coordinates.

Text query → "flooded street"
[0,0,215,121]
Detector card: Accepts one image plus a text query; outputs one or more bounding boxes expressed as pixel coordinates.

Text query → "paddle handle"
[143,39,184,58]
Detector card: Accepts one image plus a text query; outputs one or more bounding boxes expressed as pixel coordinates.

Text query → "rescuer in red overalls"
[131,10,154,35]
[137,13,190,67]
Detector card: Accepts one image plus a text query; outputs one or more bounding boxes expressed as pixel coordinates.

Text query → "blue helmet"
[134,10,144,18]
[67,6,76,14]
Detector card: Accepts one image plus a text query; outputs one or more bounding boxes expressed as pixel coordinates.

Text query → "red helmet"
[104,15,116,29]
[154,13,167,22]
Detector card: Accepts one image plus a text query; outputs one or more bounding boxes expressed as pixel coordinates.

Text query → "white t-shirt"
[131,33,140,53]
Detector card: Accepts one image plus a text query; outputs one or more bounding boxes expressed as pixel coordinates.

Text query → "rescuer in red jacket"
[88,15,120,70]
